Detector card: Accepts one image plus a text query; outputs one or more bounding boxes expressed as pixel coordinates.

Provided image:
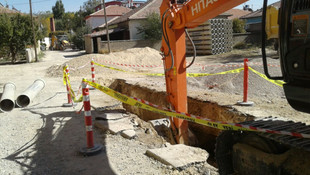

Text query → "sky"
[0,0,279,14]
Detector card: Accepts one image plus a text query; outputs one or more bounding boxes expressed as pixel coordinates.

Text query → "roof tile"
[0,6,21,14]
[225,9,251,19]
[90,5,131,16]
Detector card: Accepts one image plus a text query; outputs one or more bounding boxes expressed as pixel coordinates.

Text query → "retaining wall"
[25,47,40,63]
[233,33,262,45]
[99,40,161,53]
[87,34,257,54]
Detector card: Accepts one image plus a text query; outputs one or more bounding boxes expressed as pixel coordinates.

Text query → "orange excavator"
[160,0,310,174]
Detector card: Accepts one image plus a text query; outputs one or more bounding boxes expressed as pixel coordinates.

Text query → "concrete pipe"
[0,83,16,112]
[16,79,45,108]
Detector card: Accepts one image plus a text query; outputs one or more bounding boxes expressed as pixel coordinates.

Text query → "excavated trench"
[109,79,255,163]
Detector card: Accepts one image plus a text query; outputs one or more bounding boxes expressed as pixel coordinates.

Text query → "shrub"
[137,12,162,40]
[233,19,246,33]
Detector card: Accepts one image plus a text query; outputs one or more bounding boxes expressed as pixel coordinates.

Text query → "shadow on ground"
[5,110,116,175]
[63,50,86,58]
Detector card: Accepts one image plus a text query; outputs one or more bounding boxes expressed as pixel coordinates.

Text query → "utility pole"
[29,0,38,62]
[101,0,111,53]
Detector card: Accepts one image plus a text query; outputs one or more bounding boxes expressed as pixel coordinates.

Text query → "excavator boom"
[160,0,247,143]
[161,0,310,174]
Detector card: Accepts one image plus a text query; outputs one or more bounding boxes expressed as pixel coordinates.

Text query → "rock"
[121,129,136,139]
[95,118,134,134]
[96,113,124,120]
[146,144,209,168]
[145,128,152,134]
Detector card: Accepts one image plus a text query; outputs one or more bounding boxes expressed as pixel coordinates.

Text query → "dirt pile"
[46,47,163,78]
[45,47,310,124]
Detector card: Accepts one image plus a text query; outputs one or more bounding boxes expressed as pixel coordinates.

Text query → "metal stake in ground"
[89,59,95,90]
[63,65,76,107]
[80,78,103,156]
[237,58,254,106]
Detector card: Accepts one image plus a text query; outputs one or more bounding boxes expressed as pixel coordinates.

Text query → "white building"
[85,5,131,30]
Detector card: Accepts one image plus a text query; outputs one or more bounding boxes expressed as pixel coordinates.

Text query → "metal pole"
[29,0,38,62]
[243,58,249,102]
[237,58,254,106]
[101,0,111,53]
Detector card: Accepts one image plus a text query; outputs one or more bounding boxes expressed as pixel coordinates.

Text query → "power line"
[5,0,52,6]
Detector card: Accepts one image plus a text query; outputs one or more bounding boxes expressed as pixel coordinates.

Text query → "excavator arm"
[160,0,310,174]
[160,0,247,144]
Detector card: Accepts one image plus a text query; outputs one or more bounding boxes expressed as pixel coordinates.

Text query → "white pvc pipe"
[0,83,16,112]
[16,79,45,108]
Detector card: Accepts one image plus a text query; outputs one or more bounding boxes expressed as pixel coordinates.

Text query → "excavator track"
[216,117,310,175]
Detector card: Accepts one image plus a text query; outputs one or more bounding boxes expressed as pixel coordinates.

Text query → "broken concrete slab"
[121,129,136,139]
[146,144,209,168]
[95,118,134,134]
[149,118,170,128]
[95,113,125,120]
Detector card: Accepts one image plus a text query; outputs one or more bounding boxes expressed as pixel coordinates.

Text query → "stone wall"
[232,33,261,46]
[84,33,259,54]
[98,40,161,53]
[85,36,93,54]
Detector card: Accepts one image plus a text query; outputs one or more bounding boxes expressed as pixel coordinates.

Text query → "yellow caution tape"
[82,79,254,132]
[248,67,285,87]
[94,62,165,76]
[187,68,244,77]
[94,61,244,77]
[93,62,127,72]
[63,67,83,103]
[63,66,68,85]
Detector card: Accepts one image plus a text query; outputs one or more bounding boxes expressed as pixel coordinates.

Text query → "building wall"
[98,39,161,53]
[85,35,93,54]
[94,2,122,11]
[232,33,262,46]
[86,16,115,30]
[246,17,262,24]
[128,20,144,40]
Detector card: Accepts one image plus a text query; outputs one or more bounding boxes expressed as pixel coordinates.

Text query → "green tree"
[36,11,53,37]
[232,18,246,33]
[0,14,39,62]
[65,0,100,50]
[137,12,162,40]
[70,26,90,50]
[73,10,85,30]
[52,0,65,19]
[81,0,101,17]
[62,12,75,31]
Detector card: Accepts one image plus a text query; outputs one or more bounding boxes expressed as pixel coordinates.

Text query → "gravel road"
[1,48,309,175]
[0,50,217,175]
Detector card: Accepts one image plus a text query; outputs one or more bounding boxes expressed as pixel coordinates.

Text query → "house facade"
[0,5,22,14]
[105,0,162,40]
[225,9,251,20]
[85,5,131,30]
[94,1,123,11]
[240,1,280,32]
[94,0,145,11]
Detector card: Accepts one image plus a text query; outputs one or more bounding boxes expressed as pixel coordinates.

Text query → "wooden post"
[29,0,38,62]
[101,0,111,53]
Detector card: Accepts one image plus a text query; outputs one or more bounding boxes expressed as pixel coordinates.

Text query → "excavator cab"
[262,0,310,113]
